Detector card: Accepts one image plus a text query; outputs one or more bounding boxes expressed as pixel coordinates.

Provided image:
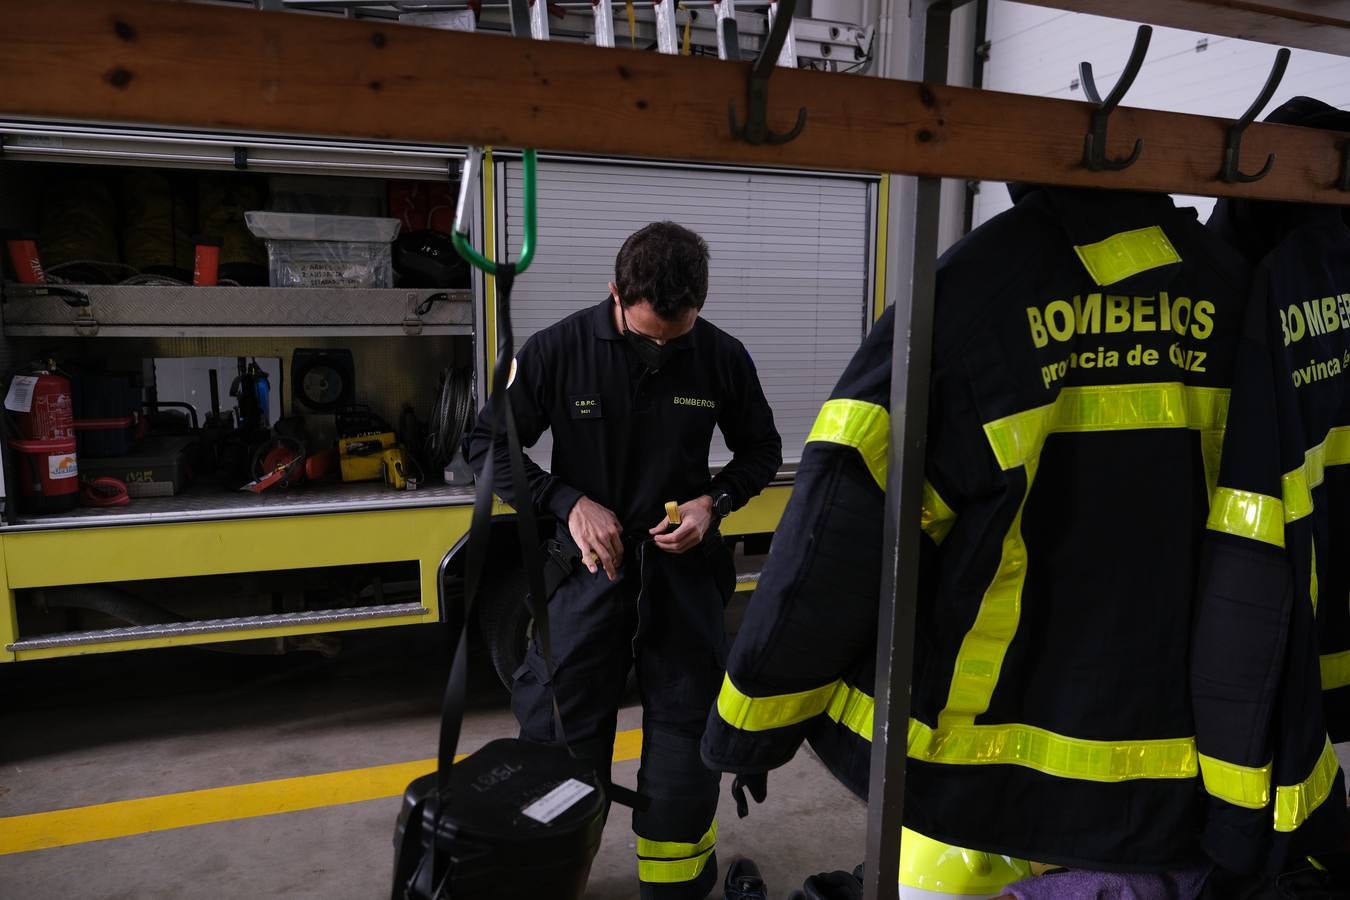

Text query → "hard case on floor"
[391,740,605,900]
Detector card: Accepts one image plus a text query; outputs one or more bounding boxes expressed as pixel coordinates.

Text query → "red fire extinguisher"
[9,367,79,513]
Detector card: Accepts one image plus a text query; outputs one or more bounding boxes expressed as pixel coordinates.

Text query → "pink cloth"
[1003,865,1211,900]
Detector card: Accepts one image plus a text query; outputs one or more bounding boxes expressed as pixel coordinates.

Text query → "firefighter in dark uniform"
[468,221,782,899]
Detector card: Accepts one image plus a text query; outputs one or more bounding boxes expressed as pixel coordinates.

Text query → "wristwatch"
[712,491,734,519]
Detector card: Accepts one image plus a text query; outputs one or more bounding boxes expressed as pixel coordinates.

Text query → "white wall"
[973,2,1350,227]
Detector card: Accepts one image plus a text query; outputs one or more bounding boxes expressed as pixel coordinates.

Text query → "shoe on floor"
[725,857,769,900]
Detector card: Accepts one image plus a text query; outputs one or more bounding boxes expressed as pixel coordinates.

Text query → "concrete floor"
[0,625,864,899]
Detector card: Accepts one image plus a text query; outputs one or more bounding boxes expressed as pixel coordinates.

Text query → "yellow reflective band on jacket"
[1311,541,1319,613]
[806,399,889,489]
[940,457,1034,729]
[1321,650,1350,691]
[921,480,956,545]
[1207,488,1286,547]
[1072,225,1182,287]
[637,820,717,863]
[1274,738,1340,833]
[826,681,875,741]
[908,717,1197,783]
[951,383,1228,730]
[1198,754,1272,809]
[716,673,836,732]
[637,849,715,884]
[806,399,955,544]
[1283,447,1320,524]
[982,384,1228,472]
[1281,426,1350,524]
[819,682,1198,784]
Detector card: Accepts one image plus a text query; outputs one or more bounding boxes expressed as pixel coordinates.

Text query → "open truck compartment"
[0,136,480,656]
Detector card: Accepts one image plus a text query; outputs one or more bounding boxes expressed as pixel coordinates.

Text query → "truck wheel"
[477,566,532,691]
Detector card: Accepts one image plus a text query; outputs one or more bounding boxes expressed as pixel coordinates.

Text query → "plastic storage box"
[244,211,400,288]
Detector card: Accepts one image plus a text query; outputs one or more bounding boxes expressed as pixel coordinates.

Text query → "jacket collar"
[1010,184,1189,294]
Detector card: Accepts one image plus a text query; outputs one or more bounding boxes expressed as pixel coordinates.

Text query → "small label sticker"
[5,376,38,413]
[49,453,78,480]
[521,778,595,825]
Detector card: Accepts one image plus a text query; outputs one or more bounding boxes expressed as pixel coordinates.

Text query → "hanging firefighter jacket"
[702,184,1254,870]
[1194,97,1350,875]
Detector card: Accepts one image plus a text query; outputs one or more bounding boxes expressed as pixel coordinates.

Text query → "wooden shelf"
[3,1,1349,204]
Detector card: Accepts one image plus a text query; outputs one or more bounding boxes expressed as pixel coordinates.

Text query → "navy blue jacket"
[703,184,1259,871]
[468,298,781,535]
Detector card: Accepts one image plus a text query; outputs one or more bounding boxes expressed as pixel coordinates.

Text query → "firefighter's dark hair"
[613,221,710,320]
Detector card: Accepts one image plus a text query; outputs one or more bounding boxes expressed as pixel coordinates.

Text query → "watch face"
[715,494,732,517]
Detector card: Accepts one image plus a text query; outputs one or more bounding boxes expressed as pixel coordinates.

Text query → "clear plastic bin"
[244,211,400,288]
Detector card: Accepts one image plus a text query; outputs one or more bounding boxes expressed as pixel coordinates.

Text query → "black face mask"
[621,306,675,372]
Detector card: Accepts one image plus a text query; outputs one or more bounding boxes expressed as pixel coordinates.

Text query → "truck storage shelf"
[4,480,476,531]
[1,284,473,337]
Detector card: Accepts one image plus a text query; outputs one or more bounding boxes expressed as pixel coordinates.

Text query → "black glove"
[731,771,768,818]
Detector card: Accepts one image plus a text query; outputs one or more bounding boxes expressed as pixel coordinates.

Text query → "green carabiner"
[452,147,536,276]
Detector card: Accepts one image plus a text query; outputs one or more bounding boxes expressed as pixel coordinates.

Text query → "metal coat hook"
[1079,25,1151,171]
[1220,47,1290,183]
[728,0,806,145]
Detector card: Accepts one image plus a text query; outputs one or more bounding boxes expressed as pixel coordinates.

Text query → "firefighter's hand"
[649,496,714,554]
[569,496,623,581]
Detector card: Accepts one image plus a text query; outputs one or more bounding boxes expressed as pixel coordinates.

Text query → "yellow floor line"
[0,728,644,855]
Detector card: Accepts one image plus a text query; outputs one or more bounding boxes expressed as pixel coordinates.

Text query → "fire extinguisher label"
[48,454,78,480]
[4,375,38,413]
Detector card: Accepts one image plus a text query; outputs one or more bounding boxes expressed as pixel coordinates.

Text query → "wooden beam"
[2,0,1349,204]
[1025,0,1350,56]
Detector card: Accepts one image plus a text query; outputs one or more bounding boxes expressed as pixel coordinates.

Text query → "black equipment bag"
[391,742,605,900]
[391,266,616,900]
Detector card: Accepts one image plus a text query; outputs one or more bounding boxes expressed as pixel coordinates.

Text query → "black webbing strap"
[416,264,644,897]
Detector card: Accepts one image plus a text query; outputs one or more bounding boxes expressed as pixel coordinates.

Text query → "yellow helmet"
[898,827,1032,899]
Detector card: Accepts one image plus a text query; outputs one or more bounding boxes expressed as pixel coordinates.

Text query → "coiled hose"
[426,366,473,470]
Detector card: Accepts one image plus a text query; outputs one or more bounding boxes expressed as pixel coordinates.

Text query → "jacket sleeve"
[701,314,893,775]
[701,307,993,777]
[1264,561,1346,874]
[708,340,783,511]
[1191,268,1343,873]
[465,336,584,521]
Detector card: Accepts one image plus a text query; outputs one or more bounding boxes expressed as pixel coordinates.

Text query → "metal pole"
[861,2,950,899]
